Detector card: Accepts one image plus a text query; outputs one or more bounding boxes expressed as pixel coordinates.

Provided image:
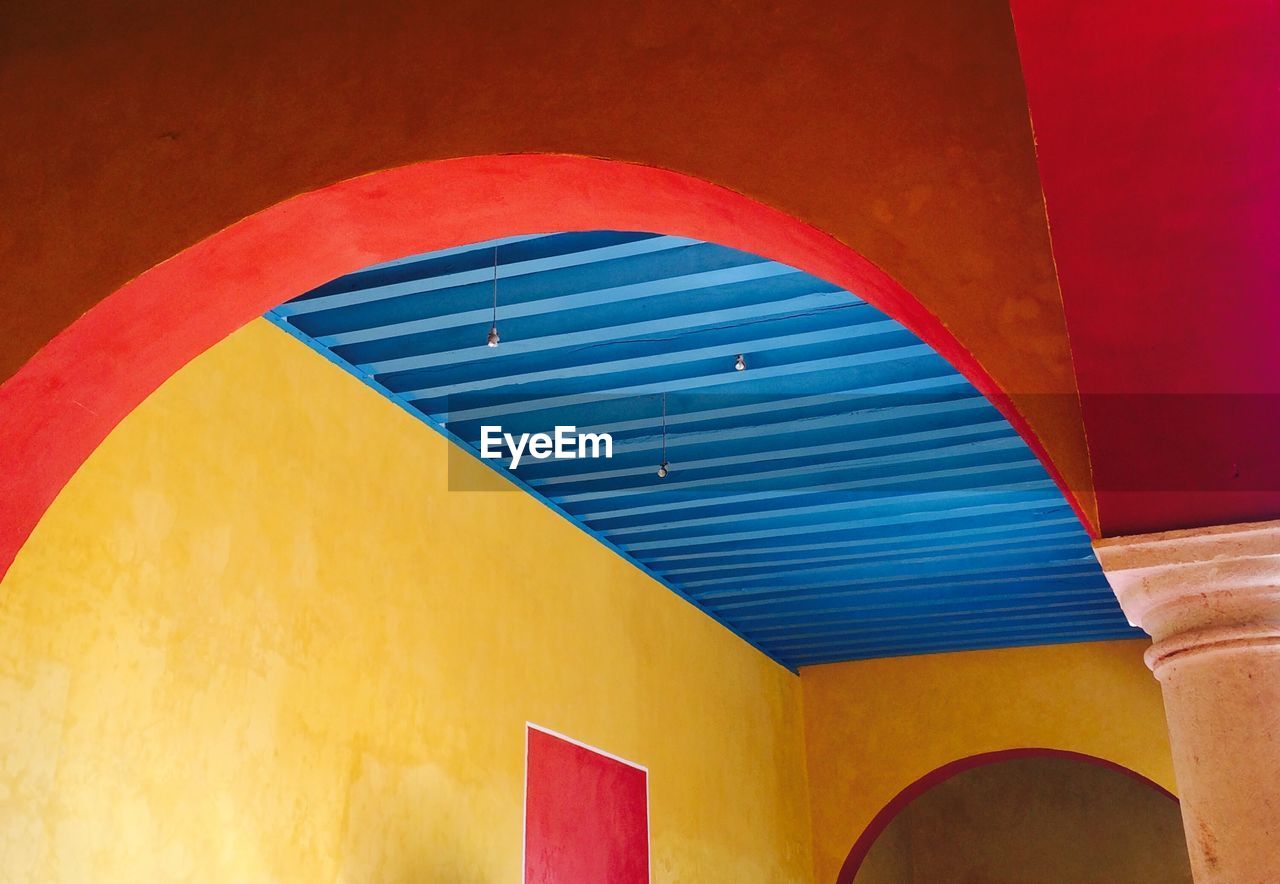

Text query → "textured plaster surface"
[1011,0,1280,535]
[0,0,1092,515]
[0,320,815,882]
[854,756,1191,883]
[799,639,1175,884]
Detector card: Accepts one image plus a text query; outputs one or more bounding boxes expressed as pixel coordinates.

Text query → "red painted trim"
[0,154,1095,583]
[834,748,1178,884]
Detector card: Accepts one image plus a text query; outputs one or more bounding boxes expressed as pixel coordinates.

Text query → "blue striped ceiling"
[267,231,1139,669]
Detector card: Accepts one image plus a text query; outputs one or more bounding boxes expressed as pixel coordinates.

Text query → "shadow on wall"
[851,755,1191,884]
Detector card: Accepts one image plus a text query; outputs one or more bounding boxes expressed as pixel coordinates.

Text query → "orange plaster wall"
[0,0,1094,525]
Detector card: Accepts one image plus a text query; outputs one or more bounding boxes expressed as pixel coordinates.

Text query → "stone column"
[1093,519,1280,883]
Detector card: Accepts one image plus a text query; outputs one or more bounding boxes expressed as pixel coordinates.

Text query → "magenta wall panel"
[524,724,649,883]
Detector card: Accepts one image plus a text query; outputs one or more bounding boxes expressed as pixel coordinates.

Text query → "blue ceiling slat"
[283,232,693,313]
[656,534,1088,580]
[427,347,950,422]
[321,262,809,349]
[699,570,1107,616]
[575,462,1048,528]
[531,425,1017,495]
[577,444,1039,506]
[410,345,941,420]
[290,241,775,336]
[611,484,1062,548]
[765,616,1132,654]
[555,437,1028,507]
[501,394,1002,468]
[695,563,1104,607]
[621,503,1077,564]
[769,624,1139,663]
[555,445,1022,510]
[377,314,900,400]
[388,321,912,401]
[566,436,1029,493]
[679,544,1097,591]
[443,372,973,448]
[713,578,1114,624]
[498,401,1008,484]
[267,232,1138,669]
[721,579,1117,617]
[785,629,1142,667]
[748,597,1123,634]
[712,571,1110,613]
[643,518,1085,569]
[628,391,998,437]
[766,607,1135,650]
[359,292,862,375]
[519,378,976,444]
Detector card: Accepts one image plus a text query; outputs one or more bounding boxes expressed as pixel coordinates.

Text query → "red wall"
[1012,0,1280,534]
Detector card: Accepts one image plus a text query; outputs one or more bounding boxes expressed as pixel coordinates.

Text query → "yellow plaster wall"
[0,319,814,882]
[799,640,1176,884]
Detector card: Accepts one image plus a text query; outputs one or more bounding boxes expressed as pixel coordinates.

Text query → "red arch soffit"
[0,154,1094,582]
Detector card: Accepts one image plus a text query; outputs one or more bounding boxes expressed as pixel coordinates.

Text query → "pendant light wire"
[657,392,669,478]
[661,392,667,464]
[486,246,501,347]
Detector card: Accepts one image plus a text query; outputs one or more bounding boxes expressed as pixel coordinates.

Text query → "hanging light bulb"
[735,353,746,372]
[486,246,501,348]
[656,392,670,479]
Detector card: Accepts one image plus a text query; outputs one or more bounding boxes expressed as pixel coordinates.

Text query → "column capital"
[1093,519,1280,675]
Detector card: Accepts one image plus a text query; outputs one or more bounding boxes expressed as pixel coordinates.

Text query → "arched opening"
[838,749,1188,884]
[0,155,1091,585]
[0,163,1151,881]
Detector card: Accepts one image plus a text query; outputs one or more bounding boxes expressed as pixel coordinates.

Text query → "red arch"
[835,747,1178,884]
[0,154,1091,582]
